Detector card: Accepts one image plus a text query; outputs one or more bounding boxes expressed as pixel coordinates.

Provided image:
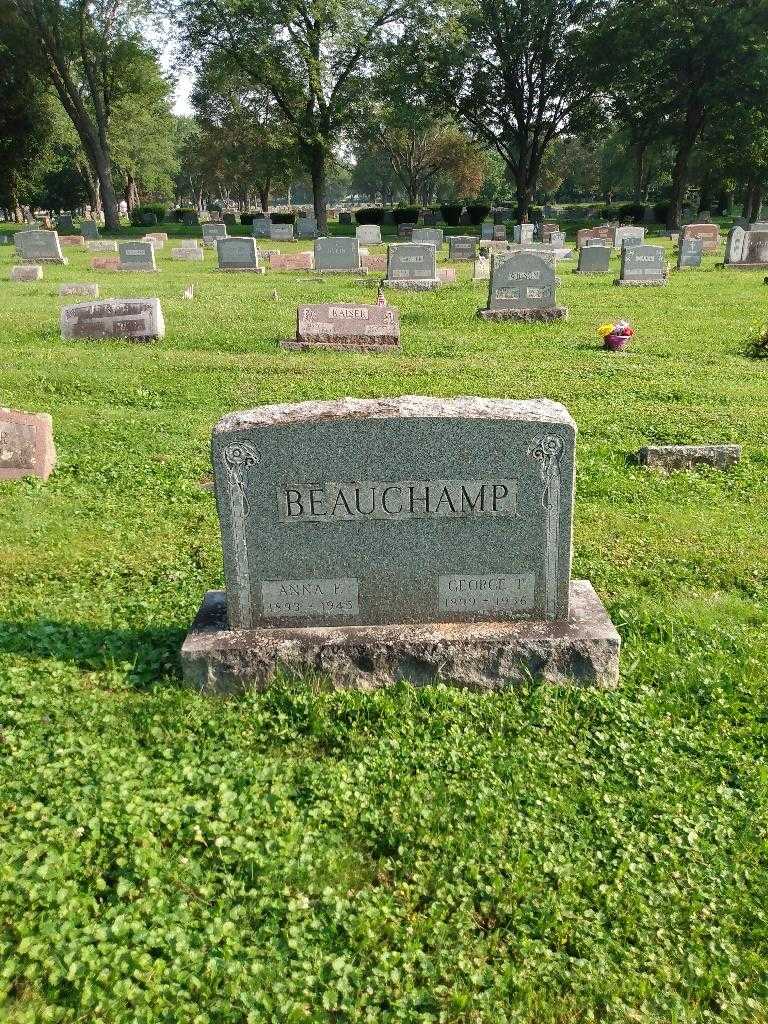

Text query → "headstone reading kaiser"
[80,220,99,240]
[296,215,317,239]
[203,222,228,248]
[16,229,67,264]
[449,236,478,261]
[356,224,382,245]
[283,302,401,352]
[314,237,362,273]
[118,241,157,272]
[60,298,165,342]
[574,245,611,274]
[412,227,444,248]
[383,242,440,290]
[270,223,295,242]
[217,237,264,272]
[478,252,567,321]
[724,226,768,268]
[680,223,720,253]
[615,244,667,286]
[0,408,56,482]
[677,237,703,270]
[180,395,620,692]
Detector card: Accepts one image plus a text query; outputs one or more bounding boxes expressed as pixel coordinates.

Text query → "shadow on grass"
[0,618,185,688]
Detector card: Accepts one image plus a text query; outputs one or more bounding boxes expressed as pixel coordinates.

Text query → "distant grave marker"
[314,237,361,272]
[0,408,56,481]
[574,245,610,274]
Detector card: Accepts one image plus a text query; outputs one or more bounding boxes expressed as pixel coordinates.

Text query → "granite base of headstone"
[0,408,56,482]
[10,265,43,282]
[59,283,99,298]
[635,445,740,472]
[282,303,401,352]
[60,298,165,342]
[180,396,620,693]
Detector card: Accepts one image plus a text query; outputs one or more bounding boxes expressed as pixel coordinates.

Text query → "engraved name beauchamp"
[279,479,517,522]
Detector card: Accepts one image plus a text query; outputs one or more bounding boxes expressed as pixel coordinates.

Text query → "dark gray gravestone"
[383,210,395,225]
[183,212,199,226]
[459,211,471,226]
[222,213,237,226]
[448,236,477,261]
[251,217,271,239]
[217,237,263,272]
[575,245,610,274]
[412,227,444,248]
[339,212,353,225]
[16,229,67,264]
[423,211,439,226]
[117,241,157,271]
[80,220,99,240]
[58,214,75,232]
[314,237,361,272]
[480,222,494,240]
[397,223,415,241]
[677,237,703,269]
[479,252,567,321]
[384,242,439,289]
[296,216,318,239]
[180,397,621,692]
[141,212,158,226]
[269,223,294,242]
[616,244,667,286]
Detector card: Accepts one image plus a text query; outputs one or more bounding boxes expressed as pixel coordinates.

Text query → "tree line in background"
[2,0,768,231]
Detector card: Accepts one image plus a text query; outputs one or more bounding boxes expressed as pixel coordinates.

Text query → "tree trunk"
[310,144,328,234]
[259,186,270,212]
[633,143,648,203]
[515,176,534,221]
[667,139,694,230]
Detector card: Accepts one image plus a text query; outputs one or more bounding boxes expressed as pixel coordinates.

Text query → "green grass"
[1,222,768,1023]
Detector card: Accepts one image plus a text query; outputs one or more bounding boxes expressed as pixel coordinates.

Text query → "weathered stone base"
[382,278,442,290]
[572,269,610,275]
[613,278,668,286]
[723,262,768,270]
[281,338,401,353]
[477,306,569,322]
[314,268,369,275]
[180,581,620,694]
[218,267,266,274]
[634,444,741,472]
[21,257,67,265]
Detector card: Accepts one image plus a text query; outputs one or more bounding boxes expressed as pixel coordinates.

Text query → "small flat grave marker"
[0,408,56,481]
[60,298,165,341]
[87,239,118,253]
[284,302,401,352]
[269,252,314,271]
[173,246,204,261]
[10,265,43,282]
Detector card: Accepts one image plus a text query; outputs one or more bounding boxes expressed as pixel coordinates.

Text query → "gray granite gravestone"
[479,252,567,320]
[140,212,158,226]
[217,237,263,272]
[575,245,611,274]
[16,229,67,264]
[448,235,477,261]
[480,222,494,240]
[60,298,165,341]
[397,223,415,241]
[118,241,157,272]
[513,224,535,244]
[412,227,444,248]
[677,237,703,269]
[383,242,440,289]
[423,211,439,226]
[270,223,294,242]
[251,216,271,238]
[222,213,237,226]
[339,212,353,225]
[58,214,75,232]
[284,302,401,351]
[80,220,99,240]
[615,244,667,286]
[87,240,118,252]
[183,212,200,226]
[744,230,768,266]
[548,230,566,248]
[314,237,361,272]
[296,215,318,239]
[356,224,382,244]
[202,223,228,248]
[172,245,204,261]
[180,396,620,692]
[0,407,56,481]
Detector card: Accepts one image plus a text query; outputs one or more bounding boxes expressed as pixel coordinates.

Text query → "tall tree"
[10,0,156,229]
[171,0,406,232]
[409,0,607,219]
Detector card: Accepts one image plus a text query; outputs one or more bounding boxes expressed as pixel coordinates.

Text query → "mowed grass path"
[1,222,767,1023]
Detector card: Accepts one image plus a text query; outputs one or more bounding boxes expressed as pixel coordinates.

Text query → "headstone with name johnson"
[118,241,157,272]
[283,302,401,352]
[0,408,56,482]
[203,222,228,248]
[216,237,264,272]
[356,224,382,245]
[615,244,667,286]
[412,227,444,248]
[270,223,295,242]
[383,242,440,290]
[680,223,720,253]
[60,298,165,341]
[513,224,535,244]
[181,396,620,692]
[677,237,703,270]
[296,215,318,239]
[574,245,611,274]
[16,229,67,265]
[314,237,362,273]
[478,251,567,321]
[448,236,478,261]
[80,220,99,240]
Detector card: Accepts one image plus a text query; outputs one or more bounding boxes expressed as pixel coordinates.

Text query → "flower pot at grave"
[603,332,630,351]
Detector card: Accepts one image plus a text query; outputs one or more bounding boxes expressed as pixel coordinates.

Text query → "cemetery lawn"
[2,222,768,1024]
